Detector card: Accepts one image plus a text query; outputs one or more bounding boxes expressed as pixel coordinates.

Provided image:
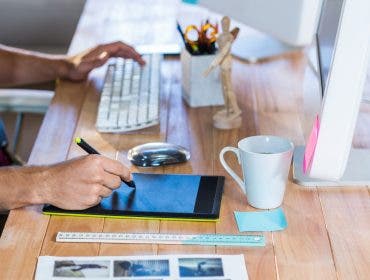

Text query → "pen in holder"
[177,20,224,107]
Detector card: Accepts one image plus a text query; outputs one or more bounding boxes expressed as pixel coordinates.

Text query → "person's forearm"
[0,166,47,210]
[0,44,72,87]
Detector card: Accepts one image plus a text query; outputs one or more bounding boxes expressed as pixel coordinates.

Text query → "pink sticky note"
[303,115,320,174]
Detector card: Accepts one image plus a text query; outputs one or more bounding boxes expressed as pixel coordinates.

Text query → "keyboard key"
[96,54,162,133]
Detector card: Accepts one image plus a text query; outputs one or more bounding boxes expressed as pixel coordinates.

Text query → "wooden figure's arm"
[203,41,232,77]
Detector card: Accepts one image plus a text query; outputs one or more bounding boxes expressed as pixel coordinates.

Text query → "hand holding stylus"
[38,155,132,210]
[75,137,136,189]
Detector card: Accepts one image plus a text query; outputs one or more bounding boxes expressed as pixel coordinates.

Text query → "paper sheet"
[35,254,248,280]
[234,207,287,232]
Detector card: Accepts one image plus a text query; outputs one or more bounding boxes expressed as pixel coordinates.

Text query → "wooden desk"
[1,1,369,279]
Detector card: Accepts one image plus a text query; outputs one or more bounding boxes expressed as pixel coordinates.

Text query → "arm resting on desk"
[0,155,132,211]
[0,41,145,87]
[0,44,70,87]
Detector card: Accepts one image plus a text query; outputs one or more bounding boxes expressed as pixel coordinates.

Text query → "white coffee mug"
[220,135,294,209]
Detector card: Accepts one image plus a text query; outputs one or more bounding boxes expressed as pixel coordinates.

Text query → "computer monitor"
[199,0,322,62]
[293,0,370,186]
[0,0,86,53]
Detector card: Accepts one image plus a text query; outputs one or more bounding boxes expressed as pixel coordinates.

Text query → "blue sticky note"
[234,207,287,232]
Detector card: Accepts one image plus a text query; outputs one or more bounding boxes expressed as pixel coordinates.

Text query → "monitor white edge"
[306,0,370,181]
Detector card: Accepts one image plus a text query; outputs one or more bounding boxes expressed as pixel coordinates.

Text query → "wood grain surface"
[0,1,369,279]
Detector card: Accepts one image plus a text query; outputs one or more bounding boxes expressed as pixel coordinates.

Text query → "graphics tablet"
[43,173,224,221]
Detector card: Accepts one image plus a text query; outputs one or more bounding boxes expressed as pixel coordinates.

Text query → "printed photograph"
[53,260,110,278]
[114,259,170,277]
[178,258,224,277]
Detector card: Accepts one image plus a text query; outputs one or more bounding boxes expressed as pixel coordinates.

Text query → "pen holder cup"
[181,48,224,107]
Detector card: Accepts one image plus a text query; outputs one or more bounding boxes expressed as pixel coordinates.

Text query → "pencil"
[176,21,194,54]
[75,137,136,189]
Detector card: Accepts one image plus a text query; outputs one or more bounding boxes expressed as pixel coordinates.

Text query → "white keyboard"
[96,53,162,133]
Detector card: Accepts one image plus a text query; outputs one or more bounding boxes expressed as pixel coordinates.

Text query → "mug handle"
[219,147,246,194]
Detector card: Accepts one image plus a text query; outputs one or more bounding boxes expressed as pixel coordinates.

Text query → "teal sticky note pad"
[234,207,287,232]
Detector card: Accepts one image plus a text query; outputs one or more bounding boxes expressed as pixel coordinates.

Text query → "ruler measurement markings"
[56,232,265,247]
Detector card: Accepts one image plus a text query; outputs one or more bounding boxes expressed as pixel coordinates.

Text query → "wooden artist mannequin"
[204,16,241,129]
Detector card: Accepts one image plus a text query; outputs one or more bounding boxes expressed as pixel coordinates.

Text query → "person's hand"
[39,155,132,210]
[64,41,145,81]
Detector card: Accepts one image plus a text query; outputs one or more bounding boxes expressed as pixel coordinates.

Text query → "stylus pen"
[75,137,136,189]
